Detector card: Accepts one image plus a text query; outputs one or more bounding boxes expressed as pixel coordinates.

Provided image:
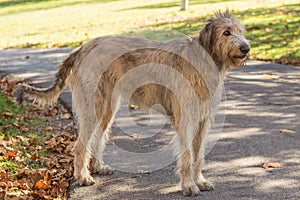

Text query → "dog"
[15,11,249,196]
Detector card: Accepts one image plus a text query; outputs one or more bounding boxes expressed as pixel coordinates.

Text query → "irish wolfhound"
[15,11,249,196]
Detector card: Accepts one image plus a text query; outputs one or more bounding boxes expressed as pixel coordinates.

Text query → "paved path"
[0,48,299,200]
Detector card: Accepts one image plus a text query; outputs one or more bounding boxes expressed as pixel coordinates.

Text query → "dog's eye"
[223,30,231,36]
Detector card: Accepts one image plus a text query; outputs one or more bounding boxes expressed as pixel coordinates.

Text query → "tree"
[180,0,188,10]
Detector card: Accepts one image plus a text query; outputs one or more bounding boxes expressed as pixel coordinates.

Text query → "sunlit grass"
[238,4,300,62]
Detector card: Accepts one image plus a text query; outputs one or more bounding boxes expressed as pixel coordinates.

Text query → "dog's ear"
[215,9,231,18]
[199,19,215,54]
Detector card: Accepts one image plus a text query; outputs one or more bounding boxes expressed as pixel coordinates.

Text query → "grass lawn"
[0,0,299,65]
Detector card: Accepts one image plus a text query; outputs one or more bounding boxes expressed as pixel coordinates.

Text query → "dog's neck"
[190,34,226,72]
[190,34,229,79]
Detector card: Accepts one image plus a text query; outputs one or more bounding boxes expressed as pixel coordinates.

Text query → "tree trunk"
[180,0,188,10]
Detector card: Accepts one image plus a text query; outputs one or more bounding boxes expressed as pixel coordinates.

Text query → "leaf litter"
[0,75,77,200]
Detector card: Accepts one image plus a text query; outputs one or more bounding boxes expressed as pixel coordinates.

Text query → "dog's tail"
[14,48,81,106]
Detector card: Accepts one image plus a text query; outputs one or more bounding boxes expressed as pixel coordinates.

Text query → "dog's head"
[199,11,250,69]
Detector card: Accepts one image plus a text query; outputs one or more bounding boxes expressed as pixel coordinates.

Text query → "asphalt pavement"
[0,48,299,200]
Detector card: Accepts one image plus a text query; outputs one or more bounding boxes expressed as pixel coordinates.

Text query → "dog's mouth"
[234,54,248,59]
[231,53,249,68]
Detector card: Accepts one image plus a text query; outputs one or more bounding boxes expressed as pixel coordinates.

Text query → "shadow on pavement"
[69,61,300,200]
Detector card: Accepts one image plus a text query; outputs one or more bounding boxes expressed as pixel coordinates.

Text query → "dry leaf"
[5,151,17,160]
[59,157,73,164]
[61,107,69,113]
[0,84,75,199]
[279,129,295,134]
[20,126,29,133]
[264,74,278,80]
[19,182,31,190]
[45,138,56,149]
[0,190,5,199]
[261,162,282,169]
[30,153,38,161]
[61,113,72,119]
[265,28,273,32]
[0,112,12,118]
[49,108,58,116]
[44,126,53,131]
[137,169,151,174]
[3,135,9,141]
[35,145,42,150]
[35,179,50,190]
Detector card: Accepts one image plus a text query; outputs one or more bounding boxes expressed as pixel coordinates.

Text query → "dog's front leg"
[176,131,200,196]
[90,132,114,175]
[177,149,200,196]
[192,119,214,191]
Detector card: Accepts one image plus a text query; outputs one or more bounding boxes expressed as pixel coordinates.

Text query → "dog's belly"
[129,84,174,116]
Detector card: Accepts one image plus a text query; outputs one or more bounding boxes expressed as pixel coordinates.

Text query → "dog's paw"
[182,182,200,196]
[78,175,96,186]
[93,165,114,175]
[196,180,214,191]
[92,162,114,175]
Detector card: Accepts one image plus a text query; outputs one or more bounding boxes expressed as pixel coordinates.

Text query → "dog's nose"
[239,44,250,54]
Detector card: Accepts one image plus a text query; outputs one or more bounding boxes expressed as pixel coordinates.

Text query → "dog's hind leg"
[73,93,117,185]
[192,119,214,191]
[91,82,120,176]
[73,118,97,185]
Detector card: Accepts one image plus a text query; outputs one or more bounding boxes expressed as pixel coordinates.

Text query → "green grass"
[240,4,300,63]
[0,160,20,173]
[0,95,25,137]
[0,0,299,64]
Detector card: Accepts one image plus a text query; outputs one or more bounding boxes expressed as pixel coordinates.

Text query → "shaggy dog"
[15,11,249,196]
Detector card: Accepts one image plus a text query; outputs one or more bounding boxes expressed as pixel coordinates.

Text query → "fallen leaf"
[35,145,42,150]
[5,151,17,160]
[261,162,282,169]
[59,157,73,164]
[264,74,278,80]
[0,139,11,148]
[137,169,151,174]
[279,129,295,134]
[45,138,56,149]
[265,28,273,32]
[0,112,12,118]
[20,126,30,133]
[44,126,53,131]
[61,113,72,119]
[35,179,49,190]
[61,107,69,113]
[16,136,29,146]
[50,108,58,116]
[129,134,139,138]
[0,190,5,199]
[18,181,31,191]
[3,135,10,141]
[30,153,38,161]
